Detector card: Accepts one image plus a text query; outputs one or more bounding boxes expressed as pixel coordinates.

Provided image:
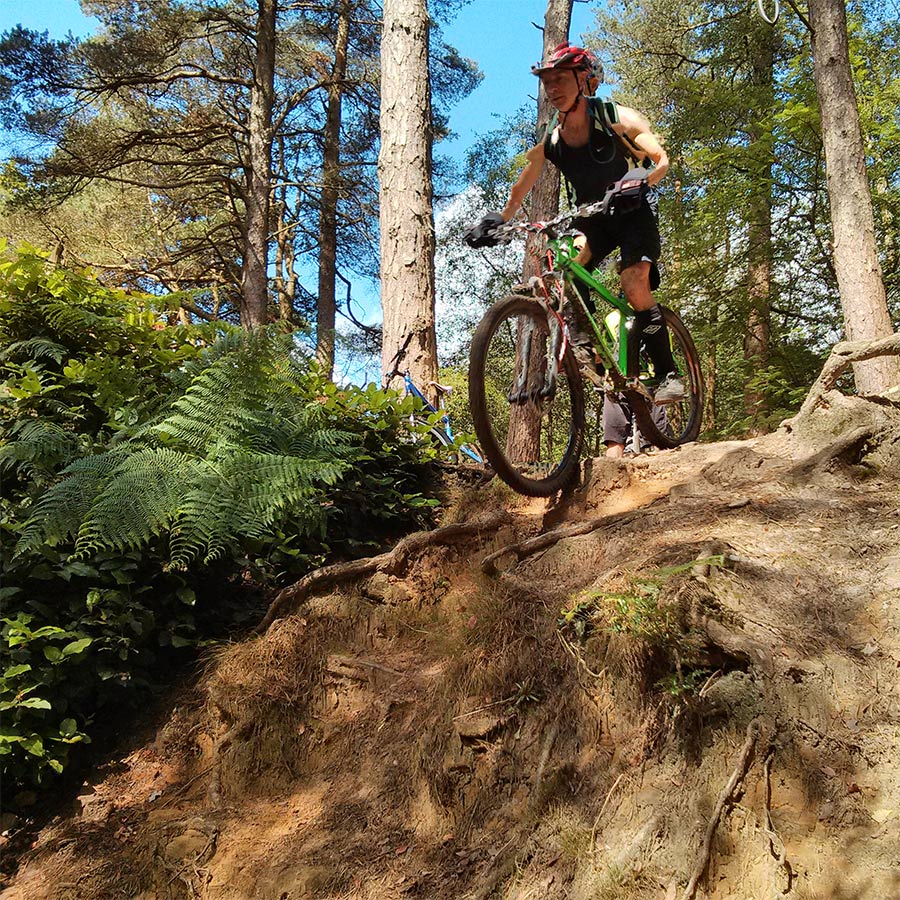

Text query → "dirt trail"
[4,400,900,900]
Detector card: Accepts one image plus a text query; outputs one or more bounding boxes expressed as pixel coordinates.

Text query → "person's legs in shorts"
[603,392,632,458]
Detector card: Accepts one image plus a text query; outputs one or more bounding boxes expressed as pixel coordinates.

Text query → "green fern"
[1,338,68,364]
[15,330,370,568]
[71,448,198,557]
[16,452,123,553]
[0,420,80,479]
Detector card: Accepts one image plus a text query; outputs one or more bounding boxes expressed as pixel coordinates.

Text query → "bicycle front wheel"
[469,295,586,496]
[626,305,703,449]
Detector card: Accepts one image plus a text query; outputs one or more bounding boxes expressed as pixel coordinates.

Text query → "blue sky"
[0,0,598,164]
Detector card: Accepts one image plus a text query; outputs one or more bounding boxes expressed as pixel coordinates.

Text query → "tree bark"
[505,0,573,461]
[787,332,900,426]
[808,0,900,394]
[743,25,775,431]
[379,0,438,400]
[274,181,297,322]
[316,0,351,377]
[240,0,277,329]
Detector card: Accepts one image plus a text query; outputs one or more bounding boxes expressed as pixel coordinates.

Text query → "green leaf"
[3,664,32,679]
[17,698,52,710]
[63,359,85,380]
[59,718,78,737]
[176,587,196,606]
[61,637,93,657]
[58,560,99,581]
[29,626,67,639]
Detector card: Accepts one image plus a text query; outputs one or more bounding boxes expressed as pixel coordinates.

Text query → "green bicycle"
[467,198,704,497]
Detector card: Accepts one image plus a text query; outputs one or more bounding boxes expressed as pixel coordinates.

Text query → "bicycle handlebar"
[488,169,651,244]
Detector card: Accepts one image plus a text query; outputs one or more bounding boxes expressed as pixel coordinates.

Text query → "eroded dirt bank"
[4,397,900,900]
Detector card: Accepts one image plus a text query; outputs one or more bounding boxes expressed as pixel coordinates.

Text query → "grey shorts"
[603,393,669,447]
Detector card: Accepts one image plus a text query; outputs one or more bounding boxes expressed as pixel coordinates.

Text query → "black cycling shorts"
[574,198,661,289]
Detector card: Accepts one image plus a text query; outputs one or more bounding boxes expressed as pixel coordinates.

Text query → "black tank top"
[542,99,644,204]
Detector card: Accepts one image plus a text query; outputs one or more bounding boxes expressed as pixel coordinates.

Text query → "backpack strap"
[589,98,654,171]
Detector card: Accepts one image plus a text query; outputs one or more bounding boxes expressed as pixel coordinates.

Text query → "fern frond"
[0,420,79,476]
[175,329,247,381]
[1,338,68,364]
[15,453,124,555]
[43,301,107,342]
[151,332,307,452]
[286,427,356,458]
[168,469,238,569]
[72,449,198,558]
[166,453,347,568]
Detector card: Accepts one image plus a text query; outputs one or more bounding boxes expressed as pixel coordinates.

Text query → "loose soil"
[3,394,900,900]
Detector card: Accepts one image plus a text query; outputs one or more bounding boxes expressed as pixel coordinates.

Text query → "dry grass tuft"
[439,478,523,524]
[203,610,353,796]
[443,580,562,700]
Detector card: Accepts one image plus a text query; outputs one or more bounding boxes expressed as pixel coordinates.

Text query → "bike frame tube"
[403,373,437,414]
[403,373,483,464]
[550,239,633,377]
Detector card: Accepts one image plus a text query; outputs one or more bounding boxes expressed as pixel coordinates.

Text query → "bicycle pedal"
[580,364,605,389]
[626,378,654,401]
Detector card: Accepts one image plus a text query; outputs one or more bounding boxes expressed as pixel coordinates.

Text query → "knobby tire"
[625,306,703,449]
[469,295,586,497]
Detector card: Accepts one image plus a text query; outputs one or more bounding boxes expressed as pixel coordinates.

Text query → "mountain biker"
[465,41,684,404]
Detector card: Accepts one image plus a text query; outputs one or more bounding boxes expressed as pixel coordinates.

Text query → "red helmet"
[532,42,597,76]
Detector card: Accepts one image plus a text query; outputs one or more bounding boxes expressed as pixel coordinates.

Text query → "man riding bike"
[465,41,684,404]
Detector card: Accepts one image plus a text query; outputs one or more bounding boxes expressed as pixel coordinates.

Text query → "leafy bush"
[1,249,439,797]
[1,549,200,788]
[558,558,725,701]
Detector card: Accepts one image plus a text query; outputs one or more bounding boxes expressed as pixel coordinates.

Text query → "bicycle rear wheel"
[625,305,703,449]
[469,295,585,496]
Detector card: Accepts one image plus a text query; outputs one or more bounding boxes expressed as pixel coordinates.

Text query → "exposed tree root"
[763,749,794,896]
[480,506,655,576]
[256,510,512,632]
[693,613,774,673]
[786,333,900,427]
[680,719,761,900]
[528,717,560,813]
[786,424,875,478]
[207,718,253,808]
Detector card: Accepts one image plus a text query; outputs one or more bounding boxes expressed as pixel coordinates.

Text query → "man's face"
[540,68,581,110]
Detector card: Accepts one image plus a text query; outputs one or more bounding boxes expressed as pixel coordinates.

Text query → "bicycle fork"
[507,305,567,404]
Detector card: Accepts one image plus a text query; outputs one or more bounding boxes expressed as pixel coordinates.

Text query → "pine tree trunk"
[505,0,573,461]
[808,0,900,394]
[240,0,277,329]
[379,0,438,399]
[274,189,297,321]
[706,292,718,432]
[743,26,774,431]
[316,0,351,378]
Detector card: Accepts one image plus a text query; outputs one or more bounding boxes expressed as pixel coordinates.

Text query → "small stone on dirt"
[454,712,506,739]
